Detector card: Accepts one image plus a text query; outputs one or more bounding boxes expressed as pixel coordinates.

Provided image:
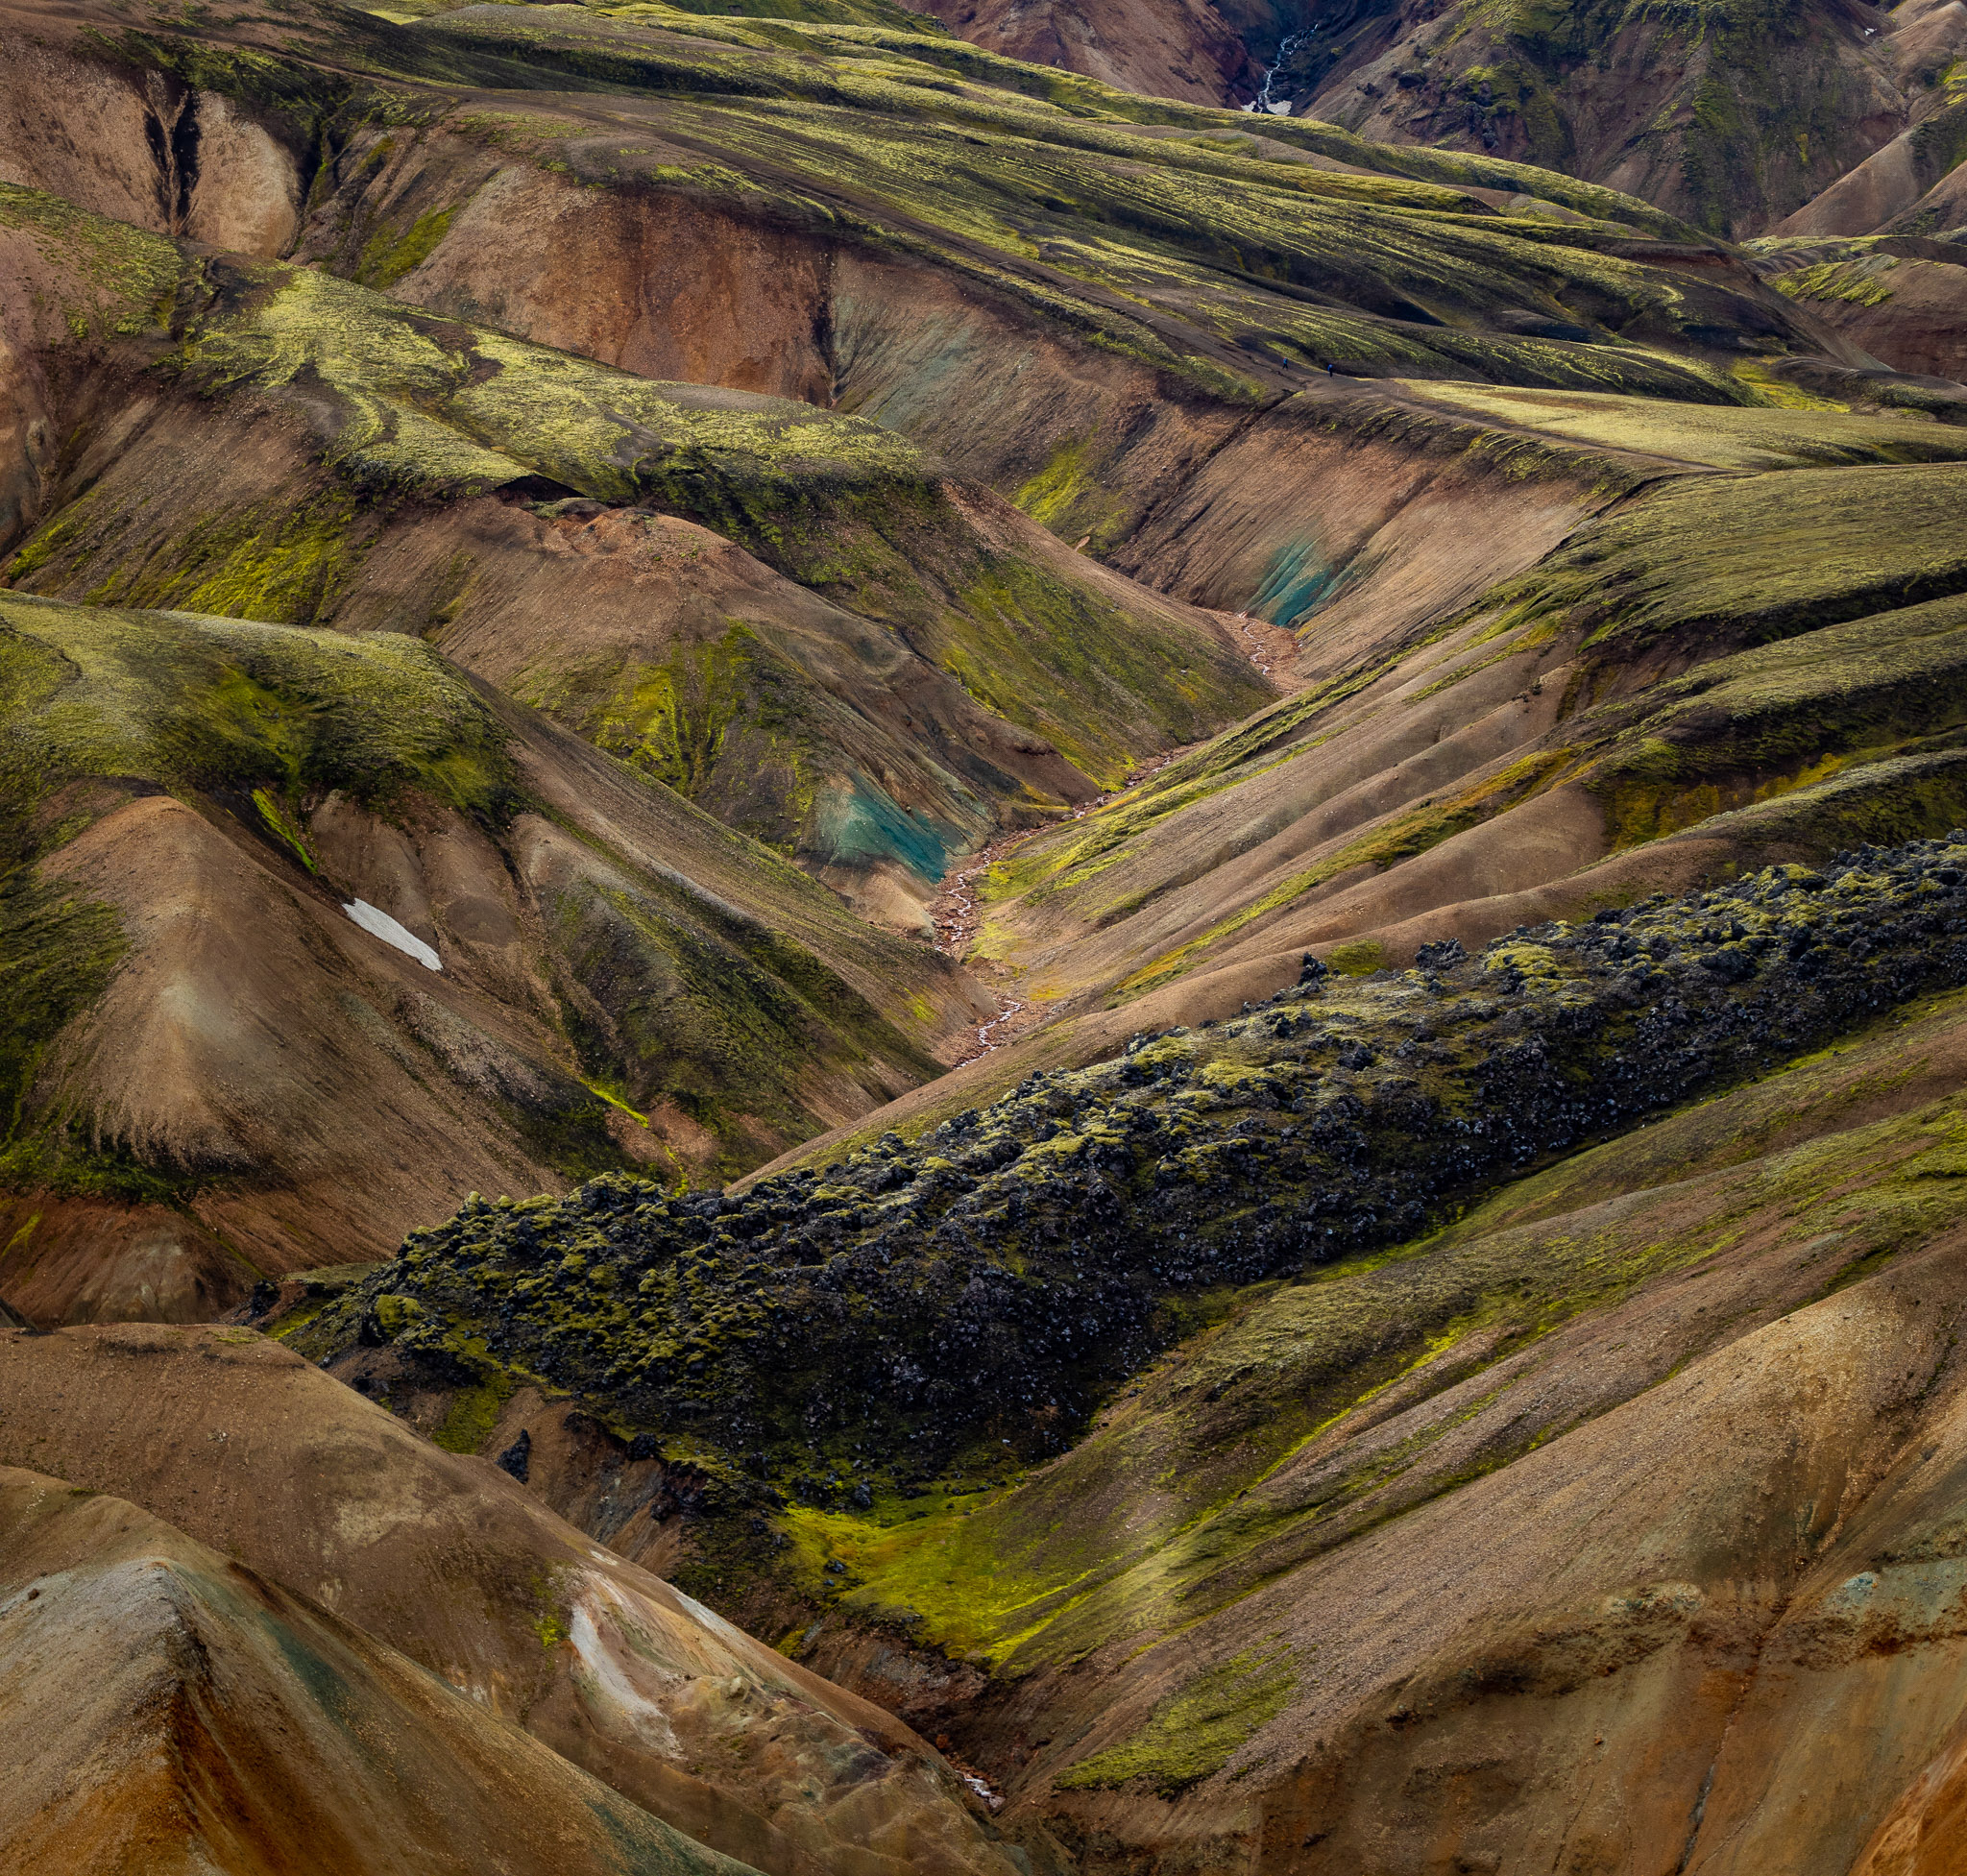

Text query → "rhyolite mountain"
[4,0,1967,1871]
[0,1328,1022,1876]
[296,840,1967,1873]
[908,0,1967,243]
[0,0,1900,1296]
[1266,0,1967,238]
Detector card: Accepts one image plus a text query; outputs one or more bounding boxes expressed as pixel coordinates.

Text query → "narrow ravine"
[1234,610,1276,678]
[928,743,1198,1064]
[928,606,1287,1063]
[1242,27,1311,114]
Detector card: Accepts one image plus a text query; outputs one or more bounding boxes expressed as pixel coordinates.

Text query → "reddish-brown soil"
[0,1466,757,1876]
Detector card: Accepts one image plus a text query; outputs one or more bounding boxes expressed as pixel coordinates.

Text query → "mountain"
[0,1465,761,1876]
[908,0,1967,242]
[1274,0,1961,237]
[768,961,1967,1874]
[0,586,988,1315]
[901,0,1298,101]
[1749,231,1967,384]
[5,0,1967,1870]
[290,839,1967,1870]
[0,0,1884,1308]
[0,1323,1017,1876]
[0,178,1261,934]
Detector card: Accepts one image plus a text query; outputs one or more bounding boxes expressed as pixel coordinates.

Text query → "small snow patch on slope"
[343,900,441,970]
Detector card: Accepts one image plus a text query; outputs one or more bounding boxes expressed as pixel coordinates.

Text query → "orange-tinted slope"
[716,985,1967,1873]
[0,1464,759,1876]
[0,1325,1020,1876]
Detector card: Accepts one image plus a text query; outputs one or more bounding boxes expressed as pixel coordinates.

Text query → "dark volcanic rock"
[496,1428,533,1482]
[309,838,1967,1489]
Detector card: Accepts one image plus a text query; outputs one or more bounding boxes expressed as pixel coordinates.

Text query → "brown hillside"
[0,1464,763,1876]
[5,1,1967,1870]
[0,1325,1018,1876]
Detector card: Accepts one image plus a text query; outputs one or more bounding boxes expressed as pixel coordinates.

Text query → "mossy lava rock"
[311,837,1967,1498]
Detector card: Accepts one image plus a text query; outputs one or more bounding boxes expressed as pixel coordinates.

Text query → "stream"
[1243,27,1311,114]
[929,747,1192,1064]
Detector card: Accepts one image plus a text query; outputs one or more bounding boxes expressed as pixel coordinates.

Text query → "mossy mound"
[0,591,517,819]
[1479,460,1967,659]
[0,591,959,1207]
[303,839,1967,1501]
[1,183,1263,889]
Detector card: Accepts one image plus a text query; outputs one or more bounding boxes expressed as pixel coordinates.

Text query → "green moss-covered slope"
[962,450,1967,1024]
[0,592,518,816]
[40,0,1835,412]
[0,591,963,1218]
[1479,459,1967,658]
[361,1,1809,393]
[0,182,1264,897]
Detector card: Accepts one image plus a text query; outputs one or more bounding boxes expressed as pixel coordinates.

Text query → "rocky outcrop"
[304,840,1967,1487]
[895,978,1967,1871]
[857,972,1967,1875]
[278,841,1967,1871]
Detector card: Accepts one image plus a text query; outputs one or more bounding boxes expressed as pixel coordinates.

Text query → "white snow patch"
[343,899,441,970]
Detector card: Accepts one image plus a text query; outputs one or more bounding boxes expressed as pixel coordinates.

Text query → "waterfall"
[1241,28,1310,115]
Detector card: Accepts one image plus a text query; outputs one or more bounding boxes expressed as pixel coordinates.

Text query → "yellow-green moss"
[0,181,183,340]
[252,789,318,871]
[1056,1649,1296,1794]
[1325,938,1390,976]
[356,206,458,289]
[1773,258,1898,308]
[0,591,519,816]
[431,1373,516,1452]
